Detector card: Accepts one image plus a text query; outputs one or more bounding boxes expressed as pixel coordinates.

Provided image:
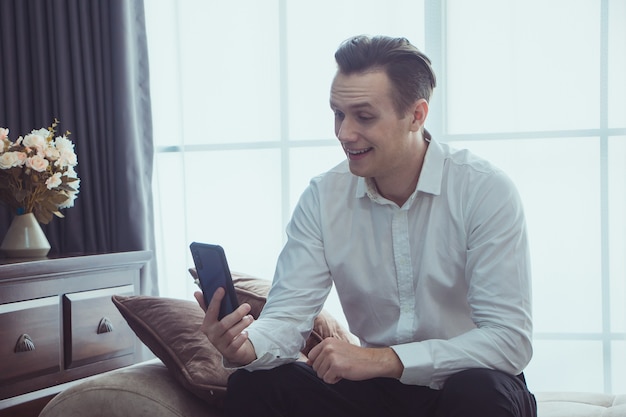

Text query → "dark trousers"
[225,362,537,417]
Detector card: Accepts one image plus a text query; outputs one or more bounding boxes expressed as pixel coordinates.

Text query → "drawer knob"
[15,334,35,353]
[97,317,114,334]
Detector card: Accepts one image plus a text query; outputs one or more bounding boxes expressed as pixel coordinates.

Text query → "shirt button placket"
[392,209,414,342]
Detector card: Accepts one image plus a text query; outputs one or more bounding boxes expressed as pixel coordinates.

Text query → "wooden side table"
[0,251,152,416]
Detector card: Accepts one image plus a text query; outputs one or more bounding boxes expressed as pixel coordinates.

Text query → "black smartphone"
[190,242,239,319]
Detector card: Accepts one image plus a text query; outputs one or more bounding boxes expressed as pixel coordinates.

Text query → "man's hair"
[334,35,437,117]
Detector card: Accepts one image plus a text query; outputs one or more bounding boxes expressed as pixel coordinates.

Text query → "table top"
[0,250,152,281]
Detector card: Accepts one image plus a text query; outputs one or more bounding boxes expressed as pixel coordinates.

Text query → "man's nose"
[337,118,357,142]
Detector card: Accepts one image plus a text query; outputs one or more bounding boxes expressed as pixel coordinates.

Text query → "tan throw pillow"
[112,273,354,407]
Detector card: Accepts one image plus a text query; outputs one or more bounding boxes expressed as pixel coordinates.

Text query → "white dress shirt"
[243,138,533,389]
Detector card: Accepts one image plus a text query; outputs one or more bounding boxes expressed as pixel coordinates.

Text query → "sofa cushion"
[536,391,626,417]
[112,272,353,407]
[39,359,220,417]
[40,367,626,417]
[39,359,626,417]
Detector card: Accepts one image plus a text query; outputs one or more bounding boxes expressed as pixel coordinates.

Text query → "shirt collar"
[355,137,444,201]
[355,176,379,200]
[416,138,443,196]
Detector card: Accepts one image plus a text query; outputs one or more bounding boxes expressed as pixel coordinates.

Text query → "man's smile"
[344,146,373,160]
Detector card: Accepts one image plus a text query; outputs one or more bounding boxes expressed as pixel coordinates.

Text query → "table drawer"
[63,285,135,369]
[0,297,60,384]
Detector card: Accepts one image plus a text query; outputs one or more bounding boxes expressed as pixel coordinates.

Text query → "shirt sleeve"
[240,181,334,371]
[392,170,533,389]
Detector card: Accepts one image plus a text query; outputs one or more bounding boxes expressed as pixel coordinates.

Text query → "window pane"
[145,0,184,148]
[609,137,626,332]
[177,0,281,144]
[613,341,626,393]
[153,150,283,299]
[525,340,603,392]
[153,152,191,299]
[447,138,602,333]
[184,149,283,281]
[609,0,626,128]
[446,0,600,133]
[286,0,425,141]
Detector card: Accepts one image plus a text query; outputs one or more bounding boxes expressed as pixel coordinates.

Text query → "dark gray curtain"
[0,0,158,295]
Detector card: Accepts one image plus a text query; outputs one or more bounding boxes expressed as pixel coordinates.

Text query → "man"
[197,35,537,416]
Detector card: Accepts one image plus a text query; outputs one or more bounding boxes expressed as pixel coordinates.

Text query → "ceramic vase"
[0,212,51,258]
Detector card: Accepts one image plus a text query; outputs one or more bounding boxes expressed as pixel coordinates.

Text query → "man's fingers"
[228,326,251,351]
[200,301,253,343]
[194,291,206,310]
[225,304,253,328]
[194,289,257,367]
[206,287,226,318]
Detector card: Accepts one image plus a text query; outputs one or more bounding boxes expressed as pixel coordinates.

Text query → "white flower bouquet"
[0,119,80,224]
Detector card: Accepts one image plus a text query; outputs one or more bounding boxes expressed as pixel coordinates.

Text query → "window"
[145,0,626,393]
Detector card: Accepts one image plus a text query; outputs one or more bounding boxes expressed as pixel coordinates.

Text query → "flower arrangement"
[0,119,80,224]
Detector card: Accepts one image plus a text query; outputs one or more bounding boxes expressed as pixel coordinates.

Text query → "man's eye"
[334,110,345,120]
[358,114,374,121]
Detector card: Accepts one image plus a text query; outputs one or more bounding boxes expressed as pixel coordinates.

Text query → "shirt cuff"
[223,326,299,371]
[391,342,436,388]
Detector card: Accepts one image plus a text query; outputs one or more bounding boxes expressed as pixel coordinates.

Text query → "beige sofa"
[38,358,626,417]
[39,273,626,417]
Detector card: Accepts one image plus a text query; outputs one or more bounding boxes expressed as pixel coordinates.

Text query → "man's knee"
[444,368,520,397]
[225,369,273,415]
[225,363,317,416]
[226,369,255,397]
[439,368,536,417]
[226,368,280,408]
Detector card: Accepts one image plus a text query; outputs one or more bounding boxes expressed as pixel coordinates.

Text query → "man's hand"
[195,288,257,366]
[306,337,404,384]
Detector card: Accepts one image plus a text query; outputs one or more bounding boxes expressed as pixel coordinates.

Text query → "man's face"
[330,70,417,182]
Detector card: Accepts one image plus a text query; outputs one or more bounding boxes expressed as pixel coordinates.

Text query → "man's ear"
[409,99,429,132]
